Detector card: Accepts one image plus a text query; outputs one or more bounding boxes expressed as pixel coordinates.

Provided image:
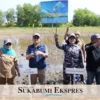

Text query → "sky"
[0,0,100,21]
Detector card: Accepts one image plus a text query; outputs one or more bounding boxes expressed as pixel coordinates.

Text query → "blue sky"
[0,0,99,21]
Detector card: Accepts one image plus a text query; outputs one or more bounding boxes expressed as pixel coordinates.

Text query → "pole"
[52,17,54,34]
[56,20,57,34]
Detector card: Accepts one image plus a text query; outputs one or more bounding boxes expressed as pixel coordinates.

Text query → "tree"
[5,8,16,27]
[5,8,16,22]
[72,8,100,26]
[16,4,41,27]
[32,5,41,27]
[0,10,4,26]
[16,5,25,26]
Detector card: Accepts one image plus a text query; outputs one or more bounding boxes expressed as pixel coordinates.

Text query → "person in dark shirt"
[64,27,86,83]
[85,33,100,84]
[26,33,48,84]
[54,33,84,84]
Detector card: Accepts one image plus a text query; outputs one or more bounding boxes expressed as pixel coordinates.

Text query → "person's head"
[4,39,12,49]
[68,33,76,45]
[91,33,100,44]
[32,33,40,45]
[74,31,80,40]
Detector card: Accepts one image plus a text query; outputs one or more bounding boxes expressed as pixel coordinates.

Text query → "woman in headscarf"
[0,39,20,84]
[54,33,84,84]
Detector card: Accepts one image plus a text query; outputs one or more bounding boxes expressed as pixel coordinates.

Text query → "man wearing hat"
[26,33,48,84]
[85,33,100,84]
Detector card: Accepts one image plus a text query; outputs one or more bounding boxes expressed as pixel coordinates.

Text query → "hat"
[33,33,40,38]
[4,39,12,44]
[68,33,76,39]
[91,33,100,40]
[75,31,80,35]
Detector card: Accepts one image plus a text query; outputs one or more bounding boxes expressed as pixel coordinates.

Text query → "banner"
[0,85,100,99]
[66,68,86,75]
[40,0,68,24]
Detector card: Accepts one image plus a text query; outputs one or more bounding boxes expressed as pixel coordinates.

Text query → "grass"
[0,26,99,64]
[0,26,99,50]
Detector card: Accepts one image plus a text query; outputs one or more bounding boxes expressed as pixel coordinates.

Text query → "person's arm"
[43,45,48,58]
[14,57,20,77]
[85,44,96,52]
[64,27,69,41]
[54,33,65,50]
[85,41,100,52]
[26,46,34,60]
[34,45,48,58]
[82,44,86,62]
[41,52,48,58]
[79,49,84,68]
[26,54,34,60]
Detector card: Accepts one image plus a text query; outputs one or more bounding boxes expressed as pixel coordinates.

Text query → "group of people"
[55,27,100,84]
[0,27,100,85]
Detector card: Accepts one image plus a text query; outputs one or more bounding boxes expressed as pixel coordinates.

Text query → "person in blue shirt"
[26,33,48,84]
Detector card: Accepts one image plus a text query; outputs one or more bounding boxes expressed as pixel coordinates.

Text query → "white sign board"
[19,68,38,75]
[66,68,86,75]
[18,59,38,75]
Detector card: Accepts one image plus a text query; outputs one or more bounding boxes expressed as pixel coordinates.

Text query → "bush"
[5,22,16,27]
[60,22,74,27]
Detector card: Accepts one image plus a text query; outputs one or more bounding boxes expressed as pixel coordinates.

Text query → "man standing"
[86,33,100,84]
[26,33,48,84]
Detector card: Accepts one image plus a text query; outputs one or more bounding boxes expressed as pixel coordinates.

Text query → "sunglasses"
[69,36,75,39]
[33,36,40,39]
[6,43,11,46]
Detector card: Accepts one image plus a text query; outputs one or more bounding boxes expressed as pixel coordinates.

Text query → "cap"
[91,33,100,40]
[33,33,40,38]
[68,33,76,39]
[75,31,80,35]
[4,39,12,44]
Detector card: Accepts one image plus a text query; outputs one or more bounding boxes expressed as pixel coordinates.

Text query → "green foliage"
[16,4,41,27]
[0,10,4,26]
[5,8,16,22]
[5,8,16,27]
[59,22,74,27]
[73,8,100,26]
[66,22,74,27]
[0,4,100,27]
[5,22,16,27]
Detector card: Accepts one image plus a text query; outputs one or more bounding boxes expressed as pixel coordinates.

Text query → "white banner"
[18,60,38,75]
[19,67,38,75]
[66,68,86,74]
[0,85,100,98]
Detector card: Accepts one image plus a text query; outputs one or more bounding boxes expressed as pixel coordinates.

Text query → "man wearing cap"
[26,33,48,84]
[85,33,100,84]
